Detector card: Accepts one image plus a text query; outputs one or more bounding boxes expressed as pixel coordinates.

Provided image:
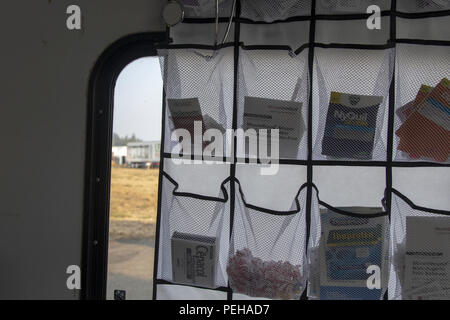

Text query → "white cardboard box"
[171,232,217,288]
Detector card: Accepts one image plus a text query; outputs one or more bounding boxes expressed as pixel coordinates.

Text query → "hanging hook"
[197,0,237,60]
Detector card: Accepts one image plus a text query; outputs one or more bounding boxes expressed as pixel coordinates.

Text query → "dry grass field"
[109,166,159,239]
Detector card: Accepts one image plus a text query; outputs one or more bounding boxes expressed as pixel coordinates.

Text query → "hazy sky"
[113,57,163,141]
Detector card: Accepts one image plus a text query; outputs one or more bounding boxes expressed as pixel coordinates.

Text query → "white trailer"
[126,141,161,168]
[112,146,128,165]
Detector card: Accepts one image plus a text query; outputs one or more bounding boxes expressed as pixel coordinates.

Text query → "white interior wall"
[0,0,165,299]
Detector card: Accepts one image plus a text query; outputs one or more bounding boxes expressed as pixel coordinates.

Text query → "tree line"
[112,132,142,146]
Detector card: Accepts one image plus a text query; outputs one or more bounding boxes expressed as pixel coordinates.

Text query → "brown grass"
[109,167,159,223]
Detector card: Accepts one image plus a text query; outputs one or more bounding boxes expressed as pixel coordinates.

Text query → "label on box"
[171,232,217,288]
[322,91,383,160]
[243,96,304,159]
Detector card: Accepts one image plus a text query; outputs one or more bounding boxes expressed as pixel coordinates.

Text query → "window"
[106,57,163,300]
[83,33,166,300]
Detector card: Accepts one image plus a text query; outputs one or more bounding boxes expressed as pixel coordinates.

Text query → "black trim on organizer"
[241,44,294,52]
[235,158,309,166]
[83,32,168,300]
[228,0,241,301]
[312,160,387,167]
[314,42,395,50]
[238,15,311,24]
[153,30,171,300]
[391,161,450,167]
[315,10,391,21]
[162,171,230,203]
[180,9,450,25]
[395,39,450,46]
[184,15,312,24]
[154,39,450,54]
[312,184,388,218]
[155,279,232,294]
[155,42,237,50]
[302,0,316,301]
[163,152,230,163]
[386,0,397,222]
[181,12,390,25]
[391,189,450,216]
[241,43,309,52]
[235,181,308,216]
[385,0,396,299]
[237,157,306,165]
[294,43,311,55]
[311,160,450,167]
[319,9,450,21]
[395,9,450,19]
[162,152,450,167]
[156,42,307,53]
[156,41,400,54]
[318,201,389,218]
[154,40,449,57]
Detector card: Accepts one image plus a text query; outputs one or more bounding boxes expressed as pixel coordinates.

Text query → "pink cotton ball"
[227,248,304,300]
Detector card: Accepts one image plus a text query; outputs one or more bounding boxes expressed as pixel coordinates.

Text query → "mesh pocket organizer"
[156,172,231,289]
[394,44,450,163]
[237,48,309,160]
[153,0,450,302]
[240,21,311,48]
[228,182,309,299]
[388,190,450,300]
[158,48,234,157]
[313,47,394,161]
[397,0,450,13]
[307,186,390,300]
[315,0,390,14]
[240,0,311,22]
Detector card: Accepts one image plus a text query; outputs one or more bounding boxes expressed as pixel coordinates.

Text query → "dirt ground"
[109,220,156,240]
[107,238,155,300]
[107,167,158,299]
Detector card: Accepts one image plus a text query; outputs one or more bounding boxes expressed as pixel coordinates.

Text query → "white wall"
[0,0,165,299]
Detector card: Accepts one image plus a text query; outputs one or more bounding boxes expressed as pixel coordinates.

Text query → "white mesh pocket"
[397,0,450,13]
[158,47,234,156]
[316,0,391,14]
[308,187,389,300]
[157,173,230,289]
[228,183,308,299]
[237,48,309,160]
[393,44,450,164]
[388,190,450,300]
[312,47,394,161]
[240,0,311,22]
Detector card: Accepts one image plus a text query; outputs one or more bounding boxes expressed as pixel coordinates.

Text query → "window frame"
[83,32,167,300]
